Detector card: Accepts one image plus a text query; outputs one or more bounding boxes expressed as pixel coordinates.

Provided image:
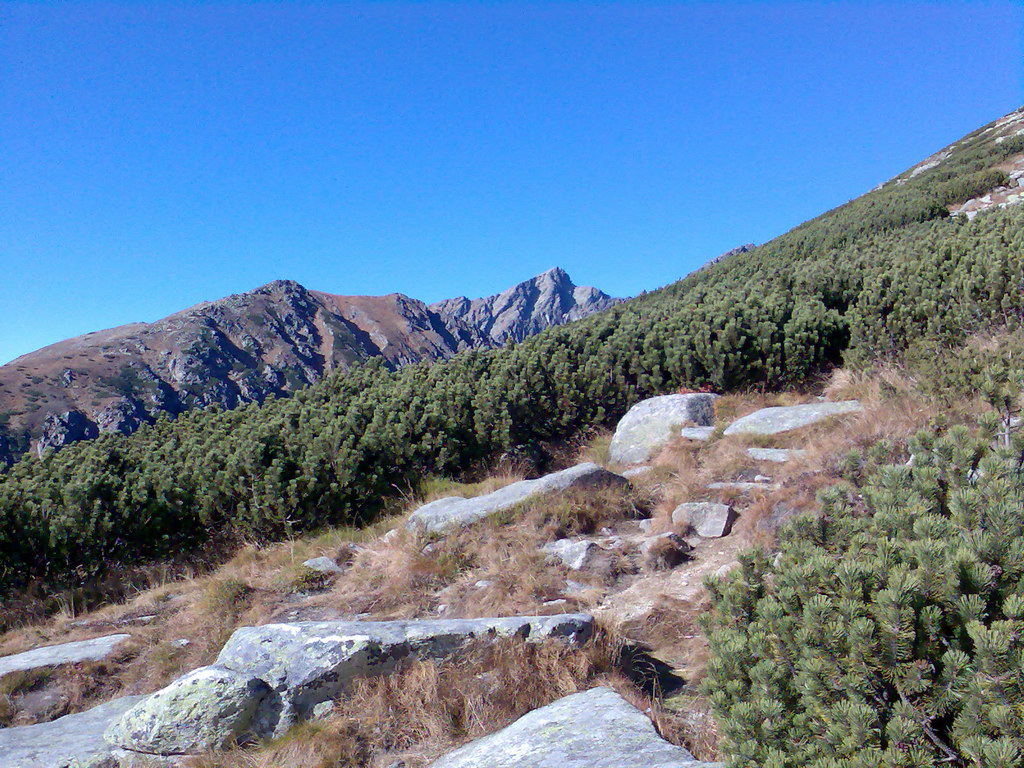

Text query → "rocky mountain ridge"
[0,269,618,463]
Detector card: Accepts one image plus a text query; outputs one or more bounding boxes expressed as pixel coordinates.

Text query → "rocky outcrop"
[430,267,619,346]
[723,400,861,436]
[407,463,627,534]
[0,695,146,768]
[428,686,718,767]
[609,394,718,464]
[0,634,130,678]
[2,270,618,462]
[212,614,594,739]
[105,666,269,756]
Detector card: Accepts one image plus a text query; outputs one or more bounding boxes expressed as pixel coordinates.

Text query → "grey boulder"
[609,394,718,464]
[407,463,626,534]
[541,539,610,571]
[0,634,130,678]
[105,665,269,755]
[215,614,594,738]
[679,426,715,442]
[723,400,861,436]
[672,503,736,538]
[428,686,718,767]
[0,695,145,768]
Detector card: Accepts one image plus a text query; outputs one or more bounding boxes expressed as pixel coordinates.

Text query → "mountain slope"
[0,106,1022,594]
[0,269,616,461]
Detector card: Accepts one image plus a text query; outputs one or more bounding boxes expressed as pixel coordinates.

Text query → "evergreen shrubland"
[702,415,1024,768]
[0,111,1022,592]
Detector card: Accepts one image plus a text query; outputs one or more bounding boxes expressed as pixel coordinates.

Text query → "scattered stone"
[713,561,740,580]
[672,503,736,538]
[753,474,772,483]
[105,666,270,755]
[301,556,343,575]
[638,519,653,533]
[542,599,569,609]
[641,533,693,571]
[408,463,626,534]
[0,695,145,768]
[564,580,588,596]
[171,639,190,649]
[474,579,493,589]
[0,634,131,678]
[679,426,715,441]
[707,481,775,492]
[428,687,718,767]
[215,614,594,738]
[541,539,611,572]
[723,400,861,436]
[746,447,804,463]
[609,394,718,464]
[622,465,653,479]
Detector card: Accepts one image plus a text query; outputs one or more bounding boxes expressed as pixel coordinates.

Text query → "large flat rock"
[0,634,131,678]
[215,614,594,738]
[428,686,719,767]
[0,695,145,768]
[609,394,718,464]
[723,400,861,436]
[407,463,626,534]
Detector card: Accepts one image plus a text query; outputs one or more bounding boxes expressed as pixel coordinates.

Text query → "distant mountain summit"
[430,267,619,345]
[0,269,618,462]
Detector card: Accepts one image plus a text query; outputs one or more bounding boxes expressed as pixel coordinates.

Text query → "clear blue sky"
[1,1,1021,365]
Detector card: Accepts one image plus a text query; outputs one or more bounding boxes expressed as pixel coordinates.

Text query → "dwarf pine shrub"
[703,418,1024,768]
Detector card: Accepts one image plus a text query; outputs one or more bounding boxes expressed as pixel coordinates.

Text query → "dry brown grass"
[190,633,671,768]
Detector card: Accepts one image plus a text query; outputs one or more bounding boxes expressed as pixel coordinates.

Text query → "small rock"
[672,502,736,538]
[637,519,653,533]
[622,465,654,479]
[311,701,334,720]
[302,556,343,575]
[707,481,775,492]
[541,539,612,573]
[679,426,715,441]
[753,474,772,483]
[474,579,493,589]
[564,580,588,595]
[746,447,804,463]
[170,639,190,649]
[713,561,740,580]
[543,599,569,608]
[641,533,693,571]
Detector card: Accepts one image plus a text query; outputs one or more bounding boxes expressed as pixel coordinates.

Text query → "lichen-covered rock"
[215,614,594,738]
[723,400,861,436]
[407,463,626,534]
[0,634,131,678]
[427,687,719,767]
[609,394,718,464]
[104,666,269,755]
[0,695,145,768]
[672,503,735,538]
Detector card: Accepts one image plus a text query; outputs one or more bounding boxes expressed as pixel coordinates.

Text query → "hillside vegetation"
[1,108,1022,602]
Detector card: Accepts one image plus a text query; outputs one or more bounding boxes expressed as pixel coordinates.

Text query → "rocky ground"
[0,366,973,767]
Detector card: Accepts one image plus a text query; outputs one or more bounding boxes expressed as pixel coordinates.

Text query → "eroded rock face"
[214,614,594,738]
[105,666,269,756]
[0,634,131,678]
[427,686,719,767]
[609,394,718,465]
[407,463,627,535]
[0,695,146,768]
[36,410,98,456]
[723,401,861,436]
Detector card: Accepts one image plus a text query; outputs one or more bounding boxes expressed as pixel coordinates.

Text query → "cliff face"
[0,270,617,462]
[429,267,620,345]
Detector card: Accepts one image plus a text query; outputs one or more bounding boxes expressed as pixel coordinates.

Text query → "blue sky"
[1,1,1021,365]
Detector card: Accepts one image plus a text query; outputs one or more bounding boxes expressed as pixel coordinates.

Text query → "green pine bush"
[702,419,1024,767]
